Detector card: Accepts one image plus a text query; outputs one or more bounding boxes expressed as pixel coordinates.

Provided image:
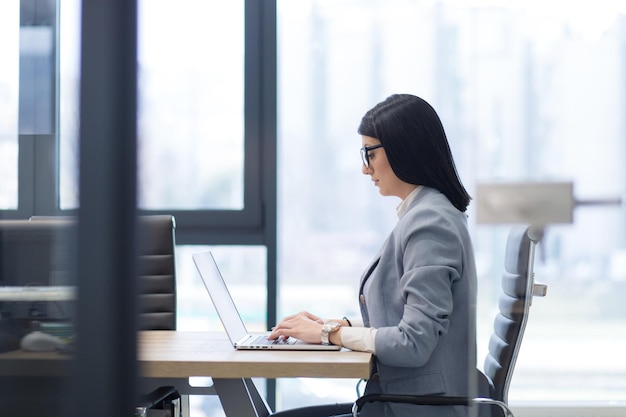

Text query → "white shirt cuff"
[340,326,377,354]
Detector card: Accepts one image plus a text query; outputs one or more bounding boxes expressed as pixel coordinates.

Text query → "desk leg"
[213,378,271,417]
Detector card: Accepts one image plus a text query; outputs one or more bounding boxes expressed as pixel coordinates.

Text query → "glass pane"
[137,0,245,210]
[176,245,267,332]
[0,218,77,415]
[0,0,19,210]
[59,0,245,211]
[59,0,81,209]
[176,244,266,417]
[277,0,626,410]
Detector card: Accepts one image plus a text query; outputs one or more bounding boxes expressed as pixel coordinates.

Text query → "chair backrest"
[136,215,177,330]
[28,215,177,331]
[483,225,546,405]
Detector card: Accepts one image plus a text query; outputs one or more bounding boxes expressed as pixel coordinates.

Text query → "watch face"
[321,321,341,344]
[324,321,340,332]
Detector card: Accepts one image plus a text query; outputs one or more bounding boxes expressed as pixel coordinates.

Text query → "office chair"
[134,215,180,414]
[29,215,178,330]
[136,215,177,331]
[351,225,547,417]
[30,215,181,415]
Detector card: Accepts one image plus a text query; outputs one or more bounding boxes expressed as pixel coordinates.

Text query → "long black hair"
[358,94,471,212]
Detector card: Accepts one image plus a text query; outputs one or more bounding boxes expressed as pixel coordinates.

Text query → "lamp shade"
[476,182,574,225]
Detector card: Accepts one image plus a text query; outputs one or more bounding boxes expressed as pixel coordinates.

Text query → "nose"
[362,164,371,175]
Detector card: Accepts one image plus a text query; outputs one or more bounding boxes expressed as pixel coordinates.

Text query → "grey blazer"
[358,186,477,417]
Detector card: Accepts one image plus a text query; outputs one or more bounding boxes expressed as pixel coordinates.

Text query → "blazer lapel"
[359,257,380,327]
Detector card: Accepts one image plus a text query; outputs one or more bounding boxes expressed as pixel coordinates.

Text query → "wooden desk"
[0,331,373,417]
[139,331,372,379]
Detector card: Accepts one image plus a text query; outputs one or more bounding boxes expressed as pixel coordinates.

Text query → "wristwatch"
[321,321,341,345]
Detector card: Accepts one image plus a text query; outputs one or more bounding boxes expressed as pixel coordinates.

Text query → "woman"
[269,94,477,417]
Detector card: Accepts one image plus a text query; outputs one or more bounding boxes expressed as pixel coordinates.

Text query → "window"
[9,0,273,415]
[60,0,246,212]
[0,1,19,210]
[56,2,272,414]
[58,0,80,209]
[12,0,625,414]
[176,245,267,333]
[137,0,245,211]
[277,0,626,412]
[177,245,267,417]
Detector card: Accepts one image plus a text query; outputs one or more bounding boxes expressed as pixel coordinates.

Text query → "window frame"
[6,1,276,246]
[3,0,278,408]
[9,0,623,415]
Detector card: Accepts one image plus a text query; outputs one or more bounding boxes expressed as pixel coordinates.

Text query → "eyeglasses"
[360,144,383,168]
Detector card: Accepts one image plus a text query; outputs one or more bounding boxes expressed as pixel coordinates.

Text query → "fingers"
[268,317,296,339]
[268,323,295,340]
[267,329,282,340]
[268,313,324,344]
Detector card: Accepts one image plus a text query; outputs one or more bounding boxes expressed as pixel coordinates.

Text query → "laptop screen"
[192,251,250,345]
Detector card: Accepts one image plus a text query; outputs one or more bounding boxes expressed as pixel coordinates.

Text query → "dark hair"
[358,94,471,212]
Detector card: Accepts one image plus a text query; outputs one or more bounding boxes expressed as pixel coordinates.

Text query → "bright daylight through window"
[51,1,626,416]
[59,0,245,211]
[0,1,19,210]
[277,0,626,413]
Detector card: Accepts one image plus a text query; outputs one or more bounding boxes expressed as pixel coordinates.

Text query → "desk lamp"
[475,181,623,297]
[476,181,575,226]
[476,181,577,298]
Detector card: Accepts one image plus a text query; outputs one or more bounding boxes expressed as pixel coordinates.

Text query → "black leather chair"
[351,225,547,417]
[134,215,180,415]
[29,215,180,416]
[136,215,177,331]
[29,214,178,331]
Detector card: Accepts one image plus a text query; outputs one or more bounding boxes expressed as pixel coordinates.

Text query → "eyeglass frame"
[360,144,383,168]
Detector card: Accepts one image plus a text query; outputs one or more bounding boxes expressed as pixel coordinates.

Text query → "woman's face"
[361,136,416,200]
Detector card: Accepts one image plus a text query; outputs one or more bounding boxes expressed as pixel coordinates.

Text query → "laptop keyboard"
[250,335,297,346]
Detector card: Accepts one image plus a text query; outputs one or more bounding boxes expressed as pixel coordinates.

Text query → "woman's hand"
[268,311,325,344]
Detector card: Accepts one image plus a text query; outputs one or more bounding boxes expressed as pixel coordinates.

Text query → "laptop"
[192,251,341,351]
